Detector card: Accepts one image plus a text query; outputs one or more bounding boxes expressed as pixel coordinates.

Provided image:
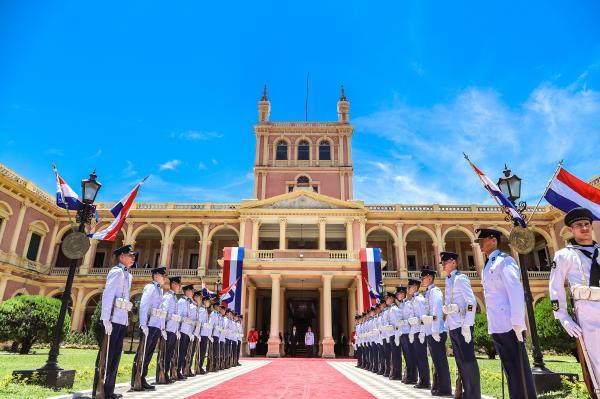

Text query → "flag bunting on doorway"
[360,248,383,310]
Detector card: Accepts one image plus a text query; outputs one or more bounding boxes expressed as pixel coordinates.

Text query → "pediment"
[238,190,364,210]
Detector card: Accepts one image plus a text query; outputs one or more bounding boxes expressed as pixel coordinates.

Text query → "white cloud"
[198,162,207,170]
[159,159,182,171]
[122,160,137,177]
[174,130,223,141]
[353,76,600,204]
[138,175,243,203]
[90,149,102,159]
[211,159,219,165]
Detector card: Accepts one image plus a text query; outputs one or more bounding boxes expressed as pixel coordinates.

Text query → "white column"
[0,274,8,301]
[279,218,287,250]
[9,201,28,254]
[199,221,210,272]
[247,286,257,330]
[321,274,335,358]
[319,217,327,250]
[346,218,354,257]
[348,285,356,355]
[238,218,246,247]
[396,222,407,275]
[252,218,261,252]
[159,221,172,266]
[472,243,484,276]
[267,274,281,357]
[44,223,60,266]
[80,239,98,274]
[279,286,285,356]
[355,275,364,313]
[359,218,366,248]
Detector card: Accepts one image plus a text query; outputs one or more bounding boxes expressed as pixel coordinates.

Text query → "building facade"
[0,87,598,357]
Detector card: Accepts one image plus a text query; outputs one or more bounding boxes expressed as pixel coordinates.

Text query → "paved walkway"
[52,358,495,399]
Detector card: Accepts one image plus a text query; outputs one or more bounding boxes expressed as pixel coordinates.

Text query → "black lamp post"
[497,165,576,392]
[215,278,222,294]
[14,171,101,388]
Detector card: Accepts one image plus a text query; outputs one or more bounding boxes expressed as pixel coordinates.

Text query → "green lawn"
[0,349,589,399]
[0,348,149,399]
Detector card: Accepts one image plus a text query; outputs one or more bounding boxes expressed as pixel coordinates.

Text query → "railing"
[366,205,396,212]
[328,250,349,260]
[88,268,111,276]
[50,267,79,276]
[366,203,552,214]
[205,269,221,277]
[527,271,550,279]
[268,122,340,127]
[382,271,399,279]
[95,202,238,211]
[255,250,275,259]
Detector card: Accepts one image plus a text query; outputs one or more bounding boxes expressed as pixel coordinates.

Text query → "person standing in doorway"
[289,325,299,357]
[305,326,315,357]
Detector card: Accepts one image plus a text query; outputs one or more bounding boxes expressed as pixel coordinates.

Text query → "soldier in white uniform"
[131,266,166,391]
[208,302,221,372]
[176,284,194,379]
[365,307,376,371]
[421,267,452,396]
[397,285,417,385]
[183,288,198,377]
[95,245,135,399]
[160,276,181,383]
[194,294,211,374]
[387,290,403,380]
[476,228,536,399]
[235,314,243,366]
[550,207,600,392]
[374,302,385,374]
[441,251,481,399]
[408,277,430,389]
[380,296,394,376]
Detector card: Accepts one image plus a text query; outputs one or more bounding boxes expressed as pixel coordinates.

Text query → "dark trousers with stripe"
[492,330,537,399]
[427,332,452,394]
[164,331,177,380]
[401,334,417,382]
[413,336,430,385]
[131,326,160,383]
[382,341,391,373]
[450,327,481,399]
[177,333,190,372]
[390,336,403,378]
[197,336,208,371]
[211,336,220,369]
[99,322,127,397]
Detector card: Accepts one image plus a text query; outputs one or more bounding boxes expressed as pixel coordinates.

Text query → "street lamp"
[497,165,575,392]
[215,278,222,294]
[378,281,386,302]
[14,170,101,388]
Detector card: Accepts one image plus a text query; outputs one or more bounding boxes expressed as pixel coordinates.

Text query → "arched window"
[297,176,310,186]
[276,141,288,160]
[319,140,331,160]
[297,140,310,160]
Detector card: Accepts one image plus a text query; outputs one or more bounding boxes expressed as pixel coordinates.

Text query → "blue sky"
[1,1,599,204]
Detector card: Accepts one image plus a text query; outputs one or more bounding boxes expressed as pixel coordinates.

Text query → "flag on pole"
[544,167,600,220]
[222,247,244,313]
[54,166,83,211]
[89,182,141,241]
[360,248,383,310]
[465,157,527,227]
[219,278,239,305]
[201,281,215,297]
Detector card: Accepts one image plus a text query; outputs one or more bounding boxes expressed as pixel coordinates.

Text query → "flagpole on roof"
[525,160,564,226]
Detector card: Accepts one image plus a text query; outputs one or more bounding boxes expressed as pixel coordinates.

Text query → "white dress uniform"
[139,281,166,330]
[198,306,211,337]
[482,249,526,333]
[162,290,180,334]
[423,279,451,395]
[410,292,430,387]
[551,240,600,387]
[178,297,194,337]
[423,284,446,337]
[100,263,132,326]
[444,270,477,331]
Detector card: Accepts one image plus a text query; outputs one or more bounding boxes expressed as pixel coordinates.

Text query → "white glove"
[561,316,583,338]
[418,332,425,344]
[208,335,214,342]
[161,330,167,340]
[141,325,149,336]
[176,332,181,340]
[395,335,401,346]
[432,332,441,342]
[461,325,472,344]
[409,333,414,343]
[103,320,112,335]
[512,325,525,342]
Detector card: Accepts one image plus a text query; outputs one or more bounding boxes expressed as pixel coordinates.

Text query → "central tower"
[252,86,354,201]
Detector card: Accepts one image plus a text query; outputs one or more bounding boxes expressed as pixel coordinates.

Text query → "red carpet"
[186,358,376,399]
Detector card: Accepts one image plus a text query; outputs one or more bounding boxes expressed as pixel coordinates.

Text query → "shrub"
[63,329,98,348]
[90,302,104,346]
[473,312,496,359]
[0,295,70,354]
[534,297,576,357]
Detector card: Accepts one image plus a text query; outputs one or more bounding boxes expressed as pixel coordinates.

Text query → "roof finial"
[340,85,347,101]
[261,84,268,101]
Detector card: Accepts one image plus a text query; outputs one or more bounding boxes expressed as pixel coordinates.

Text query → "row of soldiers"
[92,245,244,399]
[355,207,600,399]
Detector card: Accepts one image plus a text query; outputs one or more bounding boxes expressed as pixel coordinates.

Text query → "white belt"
[114,298,133,311]
[443,304,460,315]
[421,315,434,325]
[183,317,195,325]
[151,308,167,319]
[381,325,394,331]
[572,285,600,301]
[170,314,182,322]
[408,317,419,326]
